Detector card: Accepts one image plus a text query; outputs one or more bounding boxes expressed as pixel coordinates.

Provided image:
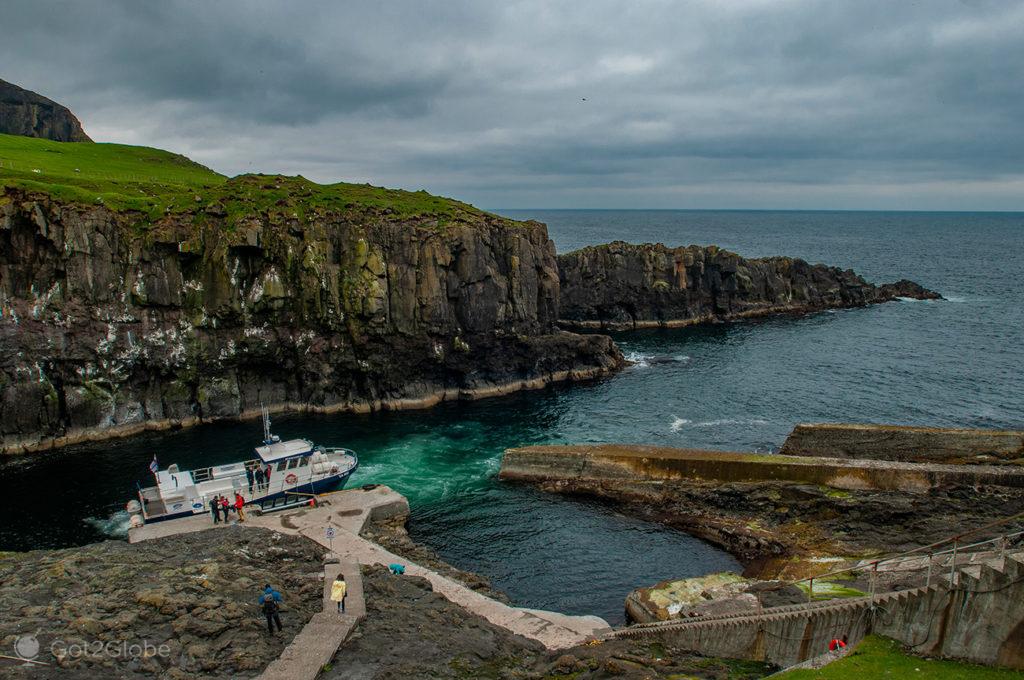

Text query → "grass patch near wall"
[776,635,1024,679]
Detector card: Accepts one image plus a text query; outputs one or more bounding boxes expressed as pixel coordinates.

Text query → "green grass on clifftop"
[776,636,1024,679]
[0,133,490,223]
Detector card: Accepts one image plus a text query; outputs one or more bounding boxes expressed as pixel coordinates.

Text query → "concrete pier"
[129,485,610,660]
[499,443,1024,493]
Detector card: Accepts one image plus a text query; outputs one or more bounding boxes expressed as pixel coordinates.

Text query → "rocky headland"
[557,241,941,329]
[1,92,942,456]
[0,180,621,454]
[0,80,92,143]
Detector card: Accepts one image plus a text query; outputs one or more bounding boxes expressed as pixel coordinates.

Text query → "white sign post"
[325,525,336,552]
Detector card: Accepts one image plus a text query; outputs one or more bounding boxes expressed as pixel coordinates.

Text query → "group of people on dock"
[245,462,274,494]
[209,492,247,523]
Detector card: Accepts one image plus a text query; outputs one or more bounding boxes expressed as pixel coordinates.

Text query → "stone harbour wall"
[781,423,1024,465]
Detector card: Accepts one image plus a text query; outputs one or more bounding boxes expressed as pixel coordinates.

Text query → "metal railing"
[623,511,1024,633]
[146,450,357,504]
[791,511,1024,602]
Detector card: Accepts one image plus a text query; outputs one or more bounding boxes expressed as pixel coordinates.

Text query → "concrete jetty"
[781,422,1024,465]
[130,485,610,667]
[499,443,1024,493]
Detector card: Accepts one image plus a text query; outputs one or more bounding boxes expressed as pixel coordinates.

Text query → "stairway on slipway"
[609,549,1024,670]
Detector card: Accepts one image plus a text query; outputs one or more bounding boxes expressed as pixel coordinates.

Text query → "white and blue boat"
[126,408,358,525]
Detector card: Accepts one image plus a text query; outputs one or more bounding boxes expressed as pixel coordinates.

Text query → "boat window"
[299,457,310,467]
[287,458,299,470]
[277,460,288,472]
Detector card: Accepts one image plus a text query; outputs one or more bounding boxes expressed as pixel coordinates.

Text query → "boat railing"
[190,458,264,484]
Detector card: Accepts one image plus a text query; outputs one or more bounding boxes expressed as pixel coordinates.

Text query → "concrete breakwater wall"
[781,423,1024,465]
[499,444,1024,493]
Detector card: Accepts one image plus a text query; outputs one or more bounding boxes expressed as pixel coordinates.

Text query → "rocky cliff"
[0,79,92,142]
[0,180,622,453]
[557,241,941,329]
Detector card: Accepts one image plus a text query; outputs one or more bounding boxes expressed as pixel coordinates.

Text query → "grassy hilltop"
[0,133,487,223]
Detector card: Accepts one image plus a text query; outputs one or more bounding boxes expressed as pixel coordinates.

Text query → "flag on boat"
[149,455,159,474]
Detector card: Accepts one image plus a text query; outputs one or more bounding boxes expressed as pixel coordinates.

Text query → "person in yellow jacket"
[330,574,347,613]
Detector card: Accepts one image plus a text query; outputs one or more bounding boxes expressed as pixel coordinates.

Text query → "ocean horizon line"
[490,207,1024,215]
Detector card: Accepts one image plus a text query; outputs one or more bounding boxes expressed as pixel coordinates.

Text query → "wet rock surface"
[0,526,324,678]
[326,565,773,679]
[0,189,622,453]
[781,423,1024,465]
[557,241,941,329]
[528,477,1024,578]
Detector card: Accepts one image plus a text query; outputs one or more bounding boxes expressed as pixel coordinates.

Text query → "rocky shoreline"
[0,509,777,679]
[557,241,941,330]
[0,526,324,678]
[0,362,613,456]
[2,184,941,457]
[499,439,1024,579]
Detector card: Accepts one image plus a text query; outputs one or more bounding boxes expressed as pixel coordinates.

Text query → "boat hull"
[142,463,357,524]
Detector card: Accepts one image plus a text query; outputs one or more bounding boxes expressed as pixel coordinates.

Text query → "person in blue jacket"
[259,584,283,634]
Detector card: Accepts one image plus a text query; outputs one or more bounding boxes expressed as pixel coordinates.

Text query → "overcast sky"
[3,0,1022,210]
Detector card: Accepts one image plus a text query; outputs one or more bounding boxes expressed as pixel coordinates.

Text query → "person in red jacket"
[234,492,246,521]
[220,495,231,520]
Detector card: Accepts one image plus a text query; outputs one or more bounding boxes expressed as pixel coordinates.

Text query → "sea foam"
[84,510,131,539]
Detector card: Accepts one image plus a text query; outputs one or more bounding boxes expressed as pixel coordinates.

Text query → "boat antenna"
[262,404,272,444]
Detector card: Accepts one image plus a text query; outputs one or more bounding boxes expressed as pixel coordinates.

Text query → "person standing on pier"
[330,574,347,613]
[234,492,246,522]
[209,496,221,524]
[220,495,231,520]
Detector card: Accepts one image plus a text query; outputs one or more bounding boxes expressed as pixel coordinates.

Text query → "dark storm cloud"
[2,0,1022,209]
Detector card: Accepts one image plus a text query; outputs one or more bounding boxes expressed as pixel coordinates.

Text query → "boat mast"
[262,405,272,444]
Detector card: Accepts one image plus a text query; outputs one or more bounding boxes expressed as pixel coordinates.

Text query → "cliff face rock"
[782,423,1024,465]
[0,185,622,453]
[557,241,941,329]
[0,79,92,142]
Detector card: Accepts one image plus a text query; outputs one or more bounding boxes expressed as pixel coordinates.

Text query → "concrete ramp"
[258,559,365,680]
[249,486,612,650]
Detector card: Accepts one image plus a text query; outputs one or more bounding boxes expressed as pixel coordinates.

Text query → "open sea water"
[1,209,1021,624]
